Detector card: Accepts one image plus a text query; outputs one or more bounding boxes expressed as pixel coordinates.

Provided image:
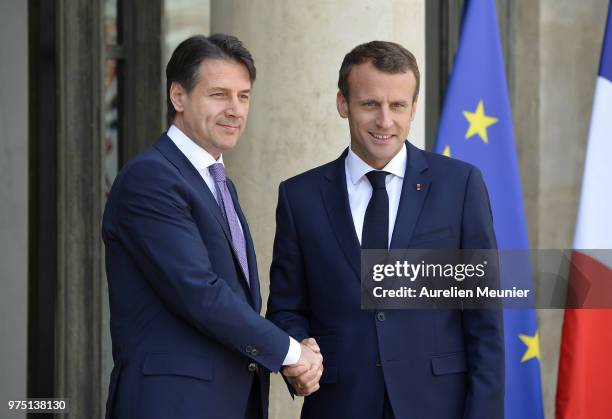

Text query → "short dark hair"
[338,40,420,102]
[165,33,256,125]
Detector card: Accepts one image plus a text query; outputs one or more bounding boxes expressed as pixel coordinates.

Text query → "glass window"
[163,0,210,65]
[104,0,123,195]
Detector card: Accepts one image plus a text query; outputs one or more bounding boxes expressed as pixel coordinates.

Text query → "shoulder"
[280,159,339,192]
[109,146,183,200]
[103,146,184,237]
[420,148,476,176]
[413,146,482,188]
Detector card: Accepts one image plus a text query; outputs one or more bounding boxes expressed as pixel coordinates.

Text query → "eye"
[239,94,250,101]
[211,92,225,98]
[391,103,408,109]
[362,101,376,108]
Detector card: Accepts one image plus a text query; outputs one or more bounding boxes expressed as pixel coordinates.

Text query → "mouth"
[369,132,395,142]
[217,123,240,133]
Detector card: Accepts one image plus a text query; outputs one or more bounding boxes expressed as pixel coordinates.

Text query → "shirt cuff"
[282,337,301,366]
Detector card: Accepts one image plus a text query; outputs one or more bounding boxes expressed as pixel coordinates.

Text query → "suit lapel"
[322,149,361,278]
[228,180,261,311]
[390,141,431,249]
[154,135,256,306]
[154,134,233,243]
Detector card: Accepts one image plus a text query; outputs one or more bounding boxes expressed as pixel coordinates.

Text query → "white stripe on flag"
[573,76,612,253]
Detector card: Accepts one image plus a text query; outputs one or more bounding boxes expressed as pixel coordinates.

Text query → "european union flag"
[433,0,545,418]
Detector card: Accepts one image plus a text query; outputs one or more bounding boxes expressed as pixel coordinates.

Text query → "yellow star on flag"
[442,145,451,157]
[463,100,498,143]
[518,331,541,363]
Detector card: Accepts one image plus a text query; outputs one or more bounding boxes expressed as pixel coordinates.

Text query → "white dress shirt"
[167,124,224,202]
[167,124,301,366]
[345,143,407,247]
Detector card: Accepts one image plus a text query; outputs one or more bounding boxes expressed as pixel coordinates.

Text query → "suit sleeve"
[459,167,505,419]
[113,159,289,372]
[265,181,312,396]
[266,181,311,343]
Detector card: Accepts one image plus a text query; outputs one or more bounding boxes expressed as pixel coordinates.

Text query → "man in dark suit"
[267,41,504,419]
[102,34,322,419]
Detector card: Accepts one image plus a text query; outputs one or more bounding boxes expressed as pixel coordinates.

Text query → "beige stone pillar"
[536,1,609,417]
[0,1,28,416]
[510,0,609,417]
[211,1,425,417]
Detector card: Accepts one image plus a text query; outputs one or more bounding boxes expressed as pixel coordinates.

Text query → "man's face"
[170,59,252,159]
[337,61,418,169]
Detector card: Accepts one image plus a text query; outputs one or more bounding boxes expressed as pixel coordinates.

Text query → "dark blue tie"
[362,170,390,249]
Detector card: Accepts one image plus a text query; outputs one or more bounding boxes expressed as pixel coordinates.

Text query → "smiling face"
[170,58,252,159]
[337,61,418,169]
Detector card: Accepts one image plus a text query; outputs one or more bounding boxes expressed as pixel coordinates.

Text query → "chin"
[367,148,401,166]
[368,144,395,156]
[218,139,239,151]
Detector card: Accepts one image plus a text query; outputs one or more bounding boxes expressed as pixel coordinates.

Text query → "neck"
[172,118,221,160]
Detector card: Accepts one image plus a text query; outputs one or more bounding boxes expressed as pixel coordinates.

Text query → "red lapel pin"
[416,183,422,191]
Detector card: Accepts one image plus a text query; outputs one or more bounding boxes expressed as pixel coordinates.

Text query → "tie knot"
[208,163,226,183]
[366,170,389,189]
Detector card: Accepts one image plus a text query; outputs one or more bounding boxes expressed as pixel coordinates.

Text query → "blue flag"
[433,0,545,418]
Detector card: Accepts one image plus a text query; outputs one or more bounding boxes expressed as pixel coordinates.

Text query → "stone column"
[211,2,426,418]
[0,1,28,416]
[54,1,165,416]
[56,1,106,416]
[508,0,609,417]
[536,1,609,417]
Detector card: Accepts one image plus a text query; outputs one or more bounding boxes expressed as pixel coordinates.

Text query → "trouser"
[244,376,262,419]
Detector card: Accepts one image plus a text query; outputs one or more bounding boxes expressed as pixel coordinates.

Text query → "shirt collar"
[346,142,407,185]
[167,124,224,172]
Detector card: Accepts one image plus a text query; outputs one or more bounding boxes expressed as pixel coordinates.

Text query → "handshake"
[283,338,324,397]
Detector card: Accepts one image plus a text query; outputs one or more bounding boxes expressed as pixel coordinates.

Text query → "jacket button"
[251,348,260,356]
[377,312,386,321]
[245,345,253,354]
[375,357,381,367]
[248,363,258,373]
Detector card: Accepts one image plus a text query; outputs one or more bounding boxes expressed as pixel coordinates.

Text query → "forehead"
[347,61,416,100]
[195,58,252,90]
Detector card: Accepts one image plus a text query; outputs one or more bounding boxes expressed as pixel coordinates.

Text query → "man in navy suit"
[267,41,504,418]
[102,34,322,419]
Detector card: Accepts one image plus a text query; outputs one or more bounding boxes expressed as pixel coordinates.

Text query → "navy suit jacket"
[267,142,504,419]
[102,133,289,419]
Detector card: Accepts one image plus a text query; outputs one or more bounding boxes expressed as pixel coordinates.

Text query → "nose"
[376,106,393,129]
[225,95,246,118]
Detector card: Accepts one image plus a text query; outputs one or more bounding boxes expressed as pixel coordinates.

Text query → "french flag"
[556,2,612,418]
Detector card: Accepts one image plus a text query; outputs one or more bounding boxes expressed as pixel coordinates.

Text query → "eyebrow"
[207,87,252,94]
[356,98,410,105]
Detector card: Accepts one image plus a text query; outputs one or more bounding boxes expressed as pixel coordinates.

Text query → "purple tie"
[208,163,249,285]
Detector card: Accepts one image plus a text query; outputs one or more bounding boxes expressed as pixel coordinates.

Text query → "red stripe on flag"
[556,251,612,419]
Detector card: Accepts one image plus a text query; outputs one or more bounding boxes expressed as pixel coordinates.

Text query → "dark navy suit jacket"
[102,133,289,419]
[267,142,504,419]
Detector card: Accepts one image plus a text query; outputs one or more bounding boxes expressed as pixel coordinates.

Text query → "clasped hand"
[282,338,324,396]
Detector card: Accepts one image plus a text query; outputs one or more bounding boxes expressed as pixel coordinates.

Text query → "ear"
[336,91,349,119]
[410,96,419,121]
[169,82,187,113]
